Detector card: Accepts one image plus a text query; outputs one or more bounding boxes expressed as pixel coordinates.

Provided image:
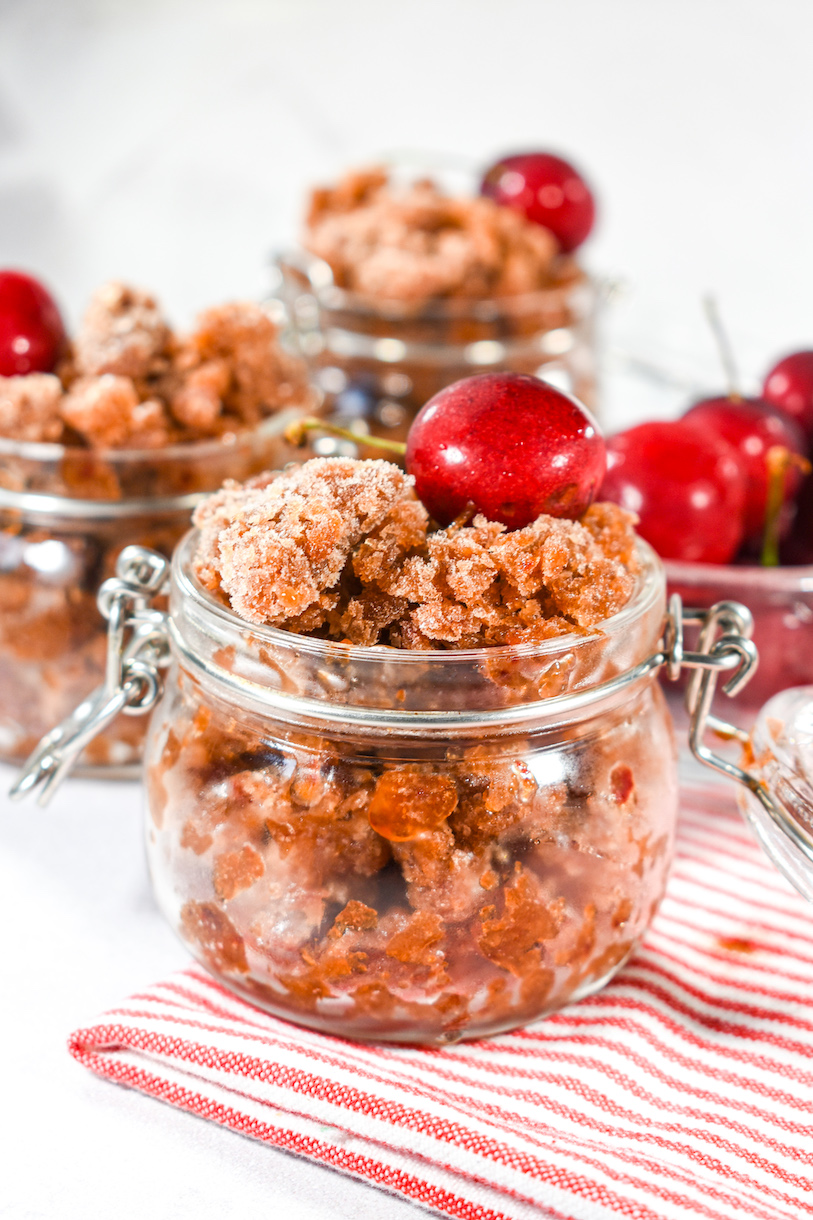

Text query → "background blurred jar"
[0,410,313,773]
[271,249,599,449]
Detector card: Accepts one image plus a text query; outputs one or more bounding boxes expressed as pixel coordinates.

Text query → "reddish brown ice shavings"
[74,281,171,381]
[0,373,63,442]
[303,168,566,304]
[61,375,169,449]
[192,458,412,625]
[157,663,674,1041]
[477,864,565,973]
[329,901,379,938]
[193,457,639,650]
[385,911,445,966]
[179,900,248,973]
[180,819,213,855]
[213,844,265,900]
[176,302,308,426]
[367,771,458,841]
[0,282,309,449]
[610,763,635,805]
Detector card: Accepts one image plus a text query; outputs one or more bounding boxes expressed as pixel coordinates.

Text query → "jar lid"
[739,686,813,903]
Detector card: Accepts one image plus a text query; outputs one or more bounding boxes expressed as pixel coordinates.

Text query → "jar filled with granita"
[142,455,677,1043]
[274,167,598,449]
[0,280,317,772]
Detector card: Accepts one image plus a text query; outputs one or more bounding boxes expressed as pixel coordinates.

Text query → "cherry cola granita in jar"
[144,435,678,1042]
[12,373,785,1041]
[0,275,315,771]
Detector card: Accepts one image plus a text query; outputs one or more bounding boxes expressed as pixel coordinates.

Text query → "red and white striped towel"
[70,785,813,1220]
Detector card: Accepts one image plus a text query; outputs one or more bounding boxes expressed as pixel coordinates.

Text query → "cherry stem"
[760,446,812,567]
[285,417,407,455]
[703,294,742,401]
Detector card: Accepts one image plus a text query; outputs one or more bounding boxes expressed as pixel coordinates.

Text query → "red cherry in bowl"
[405,372,605,529]
[762,351,813,442]
[780,470,813,565]
[0,270,66,377]
[480,152,596,253]
[683,395,806,542]
[600,420,747,564]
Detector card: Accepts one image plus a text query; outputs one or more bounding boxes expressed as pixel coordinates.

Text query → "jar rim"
[174,529,665,666]
[274,247,594,321]
[0,404,310,468]
[0,407,311,519]
[666,557,813,587]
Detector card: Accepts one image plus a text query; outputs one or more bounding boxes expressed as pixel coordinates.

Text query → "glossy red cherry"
[762,351,813,442]
[405,372,605,529]
[480,152,596,253]
[0,270,66,377]
[683,395,806,542]
[600,420,747,564]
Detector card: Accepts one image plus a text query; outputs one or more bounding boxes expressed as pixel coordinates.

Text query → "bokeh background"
[2,0,812,428]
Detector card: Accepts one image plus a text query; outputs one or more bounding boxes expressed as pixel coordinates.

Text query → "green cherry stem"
[760,445,811,567]
[285,416,407,455]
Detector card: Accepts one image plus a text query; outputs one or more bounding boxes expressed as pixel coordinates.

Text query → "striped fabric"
[69,785,813,1220]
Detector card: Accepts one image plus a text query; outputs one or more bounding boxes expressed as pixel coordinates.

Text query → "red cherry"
[0,270,66,377]
[780,471,813,564]
[762,351,813,442]
[683,396,806,542]
[480,152,596,253]
[405,372,605,529]
[600,420,747,564]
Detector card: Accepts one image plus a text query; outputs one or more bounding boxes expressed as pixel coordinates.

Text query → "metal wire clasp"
[663,593,760,783]
[9,546,171,806]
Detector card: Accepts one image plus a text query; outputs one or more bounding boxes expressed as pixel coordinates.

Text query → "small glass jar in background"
[271,249,599,448]
[144,532,675,1044]
[0,409,312,773]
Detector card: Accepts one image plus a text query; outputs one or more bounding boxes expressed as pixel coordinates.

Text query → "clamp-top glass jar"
[32,530,674,1043]
[0,414,309,773]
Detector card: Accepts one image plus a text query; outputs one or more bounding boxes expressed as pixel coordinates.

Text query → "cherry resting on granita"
[0,270,65,377]
[404,372,606,529]
[684,395,806,543]
[600,419,747,564]
[480,152,596,253]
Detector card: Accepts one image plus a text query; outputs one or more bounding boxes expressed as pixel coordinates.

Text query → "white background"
[1,2,812,1217]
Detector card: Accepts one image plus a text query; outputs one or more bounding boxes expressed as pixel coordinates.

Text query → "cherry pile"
[600,352,813,566]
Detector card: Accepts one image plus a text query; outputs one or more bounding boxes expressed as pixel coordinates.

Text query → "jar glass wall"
[144,534,677,1044]
[273,251,599,447]
[0,410,310,771]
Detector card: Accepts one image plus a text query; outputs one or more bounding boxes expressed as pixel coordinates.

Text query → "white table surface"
[2,1,813,1216]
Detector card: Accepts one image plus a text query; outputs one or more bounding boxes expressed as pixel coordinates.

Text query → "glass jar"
[272,250,598,447]
[128,532,673,1044]
[664,559,813,730]
[0,411,311,773]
